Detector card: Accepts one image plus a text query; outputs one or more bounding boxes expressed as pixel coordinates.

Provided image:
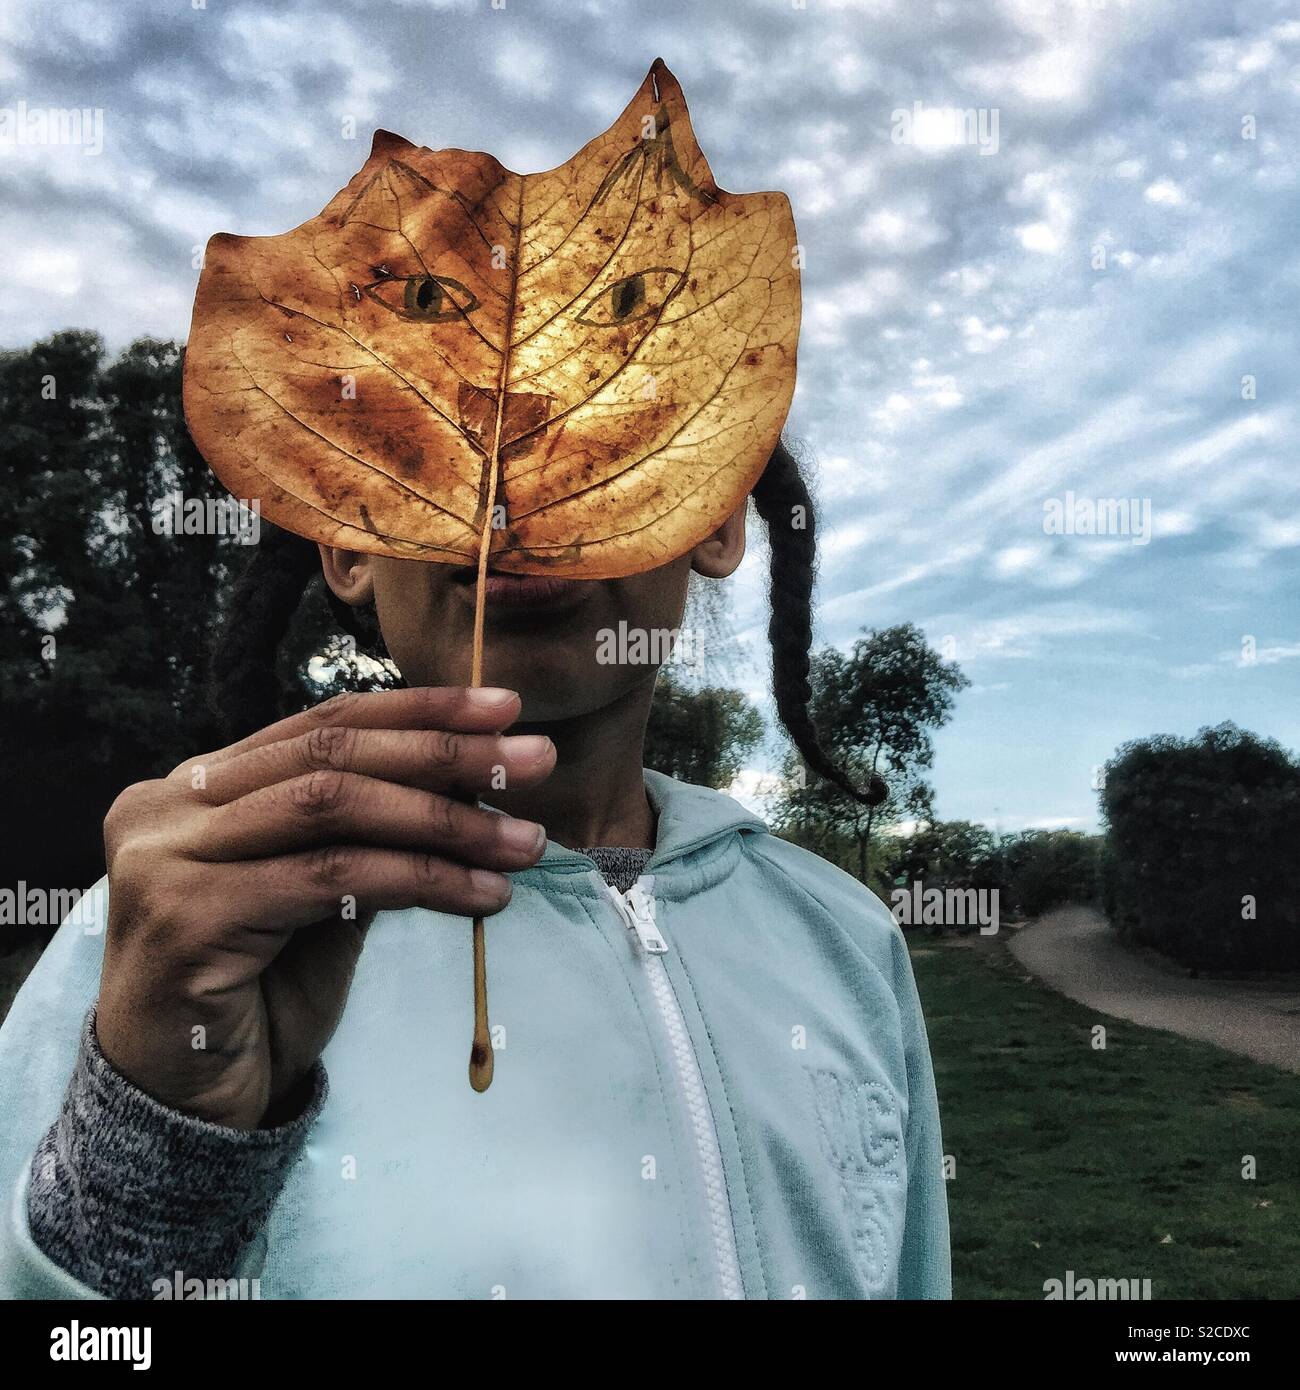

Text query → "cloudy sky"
[2,0,1297,831]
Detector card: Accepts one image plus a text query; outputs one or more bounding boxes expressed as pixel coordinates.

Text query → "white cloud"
[954,608,1143,661]
[1153,510,1199,539]
[725,768,783,818]
[992,544,1040,578]
[10,247,82,295]
[1017,220,1061,253]
[493,34,555,97]
[859,202,948,254]
[1254,516,1300,549]
[1008,174,1073,254]
[961,316,1011,352]
[1144,178,1186,206]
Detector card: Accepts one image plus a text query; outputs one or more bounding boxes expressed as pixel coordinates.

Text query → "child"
[0,439,949,1300]
[0,54,950,1299]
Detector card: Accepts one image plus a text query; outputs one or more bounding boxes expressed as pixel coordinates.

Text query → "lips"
[451,568,586,609]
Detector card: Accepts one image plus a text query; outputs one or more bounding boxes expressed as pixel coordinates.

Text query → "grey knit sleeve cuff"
[26,1007,327,1300]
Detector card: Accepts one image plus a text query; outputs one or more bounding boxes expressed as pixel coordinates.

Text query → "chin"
[513,679,609,724]
[514,669,640,724]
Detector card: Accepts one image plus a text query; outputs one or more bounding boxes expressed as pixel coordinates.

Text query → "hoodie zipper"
[606,875,744,1300]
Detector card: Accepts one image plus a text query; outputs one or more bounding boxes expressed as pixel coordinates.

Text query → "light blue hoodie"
[0,770,950,1299]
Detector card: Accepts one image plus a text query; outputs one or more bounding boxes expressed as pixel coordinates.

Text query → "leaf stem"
[467,175,524,1094]
[467,445,498,1095]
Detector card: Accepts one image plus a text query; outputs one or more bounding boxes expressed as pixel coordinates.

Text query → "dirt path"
[1007,906,1300,1074]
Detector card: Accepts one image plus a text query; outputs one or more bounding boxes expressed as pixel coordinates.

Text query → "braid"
[751,439,887,807]
[208,524,320,743]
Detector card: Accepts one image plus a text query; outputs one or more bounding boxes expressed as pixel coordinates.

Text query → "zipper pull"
[609,878,668,954]
[627,882,668,954]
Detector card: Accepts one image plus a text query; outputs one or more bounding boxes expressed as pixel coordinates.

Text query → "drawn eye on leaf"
[182,57,801,1093]
[363,271,481,322]
[574,267,684,326]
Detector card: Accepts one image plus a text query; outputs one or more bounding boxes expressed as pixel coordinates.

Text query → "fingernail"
[503,734,552,759]
[471,869,512,904]
[500,819,546,854]
[467,687,515,706]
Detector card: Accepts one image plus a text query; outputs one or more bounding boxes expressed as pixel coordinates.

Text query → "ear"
[318,544,376,606]
[689,503,747,580]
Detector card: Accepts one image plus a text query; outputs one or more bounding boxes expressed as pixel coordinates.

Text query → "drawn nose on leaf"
[457,383,554,463]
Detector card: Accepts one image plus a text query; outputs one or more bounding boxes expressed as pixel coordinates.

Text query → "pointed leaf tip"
[370,128,414,158]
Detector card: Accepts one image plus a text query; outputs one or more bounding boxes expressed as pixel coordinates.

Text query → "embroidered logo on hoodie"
[808,1068,907,1294]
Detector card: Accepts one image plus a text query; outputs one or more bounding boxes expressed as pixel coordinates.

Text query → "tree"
[643,666,764,789]
[0,332,204,900]
[771,624,968,883]
[882,819,1002,893]
[877,820,1103,924]
[1100,722,1300,971]
[0,334,372,910]
[996,829,1100,919]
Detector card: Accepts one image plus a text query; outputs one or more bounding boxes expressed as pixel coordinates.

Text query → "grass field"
[911,935,1300,1300]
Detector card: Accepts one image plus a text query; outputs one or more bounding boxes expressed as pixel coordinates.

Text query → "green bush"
[881,820,1002,894]
[879,821,1100,926]
[1097,837,1140,939]
[997,829,1101,919]
[1100,723,1300,972]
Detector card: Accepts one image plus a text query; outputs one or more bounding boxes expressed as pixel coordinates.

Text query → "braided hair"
[751,441,887,806]
[207,440,884,804]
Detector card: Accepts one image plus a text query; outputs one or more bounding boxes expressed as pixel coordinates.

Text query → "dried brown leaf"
[183,59,800,578]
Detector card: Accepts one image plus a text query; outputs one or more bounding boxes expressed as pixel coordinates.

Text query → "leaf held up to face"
[183,58,801,578]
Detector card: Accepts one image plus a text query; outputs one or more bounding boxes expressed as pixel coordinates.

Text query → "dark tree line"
[0,333,771,918]
[2,332,231,897]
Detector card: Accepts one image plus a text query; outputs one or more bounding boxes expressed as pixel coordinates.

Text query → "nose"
[458,384,553,463]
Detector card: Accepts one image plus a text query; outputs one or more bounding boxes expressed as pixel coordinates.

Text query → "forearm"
[27,1008,326,1299]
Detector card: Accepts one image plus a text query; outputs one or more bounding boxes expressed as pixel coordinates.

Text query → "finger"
[190,771,547,868]
[189,687,522,772]
[205,844,515,929]
[186,725,556,806]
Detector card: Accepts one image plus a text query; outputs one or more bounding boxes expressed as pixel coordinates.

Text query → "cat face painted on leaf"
[183,59,800,580]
